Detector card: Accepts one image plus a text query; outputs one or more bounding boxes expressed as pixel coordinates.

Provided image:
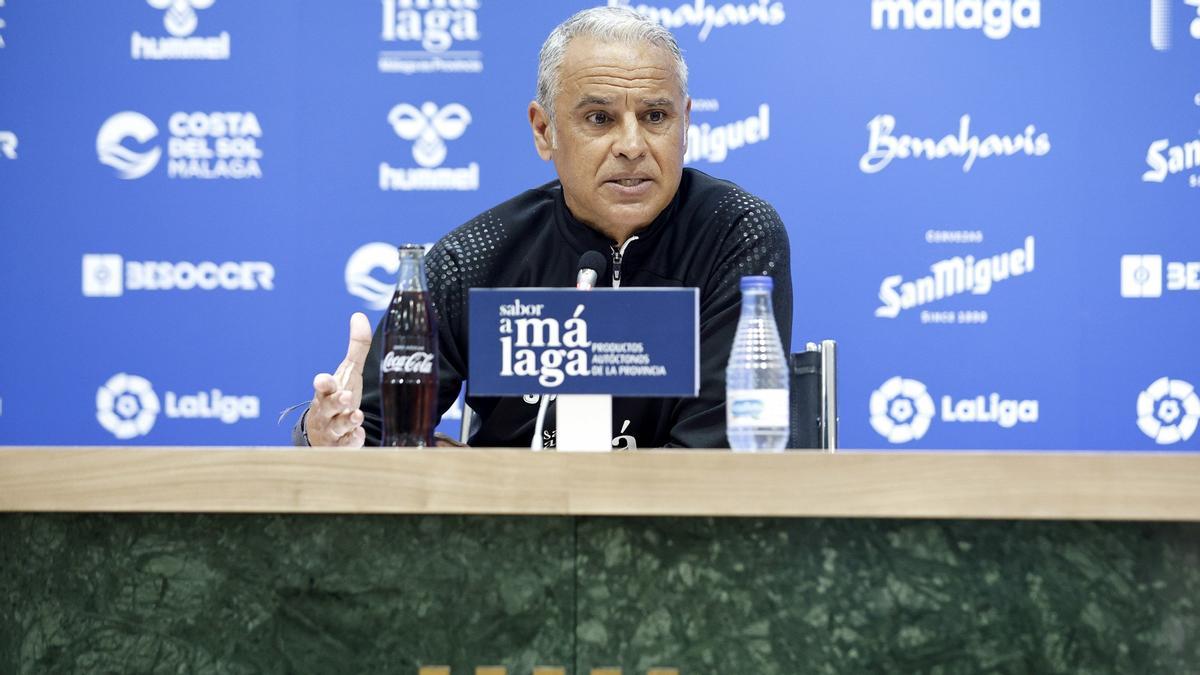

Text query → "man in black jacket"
[298,6,791,449]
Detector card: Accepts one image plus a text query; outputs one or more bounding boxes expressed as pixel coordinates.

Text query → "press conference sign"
[468,288,698,396]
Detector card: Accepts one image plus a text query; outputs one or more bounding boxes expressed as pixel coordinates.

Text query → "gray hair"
[536,6,689,122]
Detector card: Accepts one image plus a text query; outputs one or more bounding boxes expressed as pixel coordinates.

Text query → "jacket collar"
[551,170,687,256]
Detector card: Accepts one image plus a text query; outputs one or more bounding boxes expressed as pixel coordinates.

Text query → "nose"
[611,113,647,160]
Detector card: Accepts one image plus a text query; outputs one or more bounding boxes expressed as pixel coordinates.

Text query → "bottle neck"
[740,288,774,317]
[395,251,427,292]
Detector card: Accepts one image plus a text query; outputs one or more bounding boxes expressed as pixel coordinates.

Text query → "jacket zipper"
[610,236,639,289]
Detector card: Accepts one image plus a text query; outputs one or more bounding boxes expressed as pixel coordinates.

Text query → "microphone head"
[576,251,607,290]
[579,250,607,275]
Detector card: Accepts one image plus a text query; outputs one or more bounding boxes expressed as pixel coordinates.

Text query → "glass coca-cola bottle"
[380,244,438,447]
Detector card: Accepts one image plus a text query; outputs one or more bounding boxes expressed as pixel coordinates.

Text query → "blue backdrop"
[0,0,1197,449]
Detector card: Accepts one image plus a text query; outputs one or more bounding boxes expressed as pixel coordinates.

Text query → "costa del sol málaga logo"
[96,373,161,440]
[97,111,161,179]
[1137,377,1200,445]
[870,376,936,443]
[345,242,400,310]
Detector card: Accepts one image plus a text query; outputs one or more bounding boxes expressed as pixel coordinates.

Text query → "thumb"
[345,312,373,373]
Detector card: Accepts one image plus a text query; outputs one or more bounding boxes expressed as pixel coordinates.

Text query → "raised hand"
[305,312,373,447]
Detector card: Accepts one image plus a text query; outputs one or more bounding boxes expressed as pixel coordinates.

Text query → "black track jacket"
[358,168,792,449]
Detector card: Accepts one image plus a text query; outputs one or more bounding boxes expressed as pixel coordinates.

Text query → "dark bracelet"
[300,408,312,447]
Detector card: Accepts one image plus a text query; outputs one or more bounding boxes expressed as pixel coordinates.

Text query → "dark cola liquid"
[380,289,438,447]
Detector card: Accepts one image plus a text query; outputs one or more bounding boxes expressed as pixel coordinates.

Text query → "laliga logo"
[870,376,936,443]
[1137,377,1200,444]
[148,0,213,38]
[96,373,260,439]
[345,242,400,310]
[96,373,161,440]
[387,102,471,168]
[96,111,161,180]
[870,376,1039,443]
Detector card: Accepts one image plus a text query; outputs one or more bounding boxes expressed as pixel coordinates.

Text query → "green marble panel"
[0,514,575,674]
[574,518,1200,675]
[3,515,1198,673]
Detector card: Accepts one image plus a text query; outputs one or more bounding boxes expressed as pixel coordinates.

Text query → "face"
[530,36,690,241]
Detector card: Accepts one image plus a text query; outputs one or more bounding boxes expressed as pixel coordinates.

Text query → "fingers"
[335,426,366,448]
[307,405,363,447]
[343,312,373,379]
[308,380,363,446]
[434,432,468,448]
[307,313,374,446]
[326,408,364,439]
[331,313,372,402]
[313,373,338,396]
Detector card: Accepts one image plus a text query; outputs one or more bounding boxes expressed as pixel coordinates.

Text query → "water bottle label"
[726,389,789,428]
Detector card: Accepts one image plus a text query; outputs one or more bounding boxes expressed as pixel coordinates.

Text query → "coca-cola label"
[382,350,434,374]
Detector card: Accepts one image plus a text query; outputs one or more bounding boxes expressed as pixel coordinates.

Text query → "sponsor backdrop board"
[0,1,1196,449]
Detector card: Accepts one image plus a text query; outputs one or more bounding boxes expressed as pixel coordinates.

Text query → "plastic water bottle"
[726,276,789,452]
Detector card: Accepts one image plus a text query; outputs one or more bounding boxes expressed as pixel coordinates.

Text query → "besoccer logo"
[1121,254,1200,297]
[96,373,161,440]
[82,254,124,297]
[96,112,161,179]
[388,102,471,168]
[1137,377,1200,444]
[870,376,936,443]
[345,242,400,310]
[1121,254,1163,297]
[148,0,213,38]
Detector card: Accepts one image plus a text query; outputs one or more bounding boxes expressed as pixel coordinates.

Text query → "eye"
[585,111,610,125]
[646,110,667,124]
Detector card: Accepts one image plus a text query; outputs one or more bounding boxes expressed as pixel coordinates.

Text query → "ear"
[682,97,692,153]
[529,101,554,161]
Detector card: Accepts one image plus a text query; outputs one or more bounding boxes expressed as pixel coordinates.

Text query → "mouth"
[602,175,655,198]
[607,177,651,187]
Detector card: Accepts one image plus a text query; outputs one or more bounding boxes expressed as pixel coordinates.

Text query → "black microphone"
[576,250,607,290]
[535,252,608,450]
